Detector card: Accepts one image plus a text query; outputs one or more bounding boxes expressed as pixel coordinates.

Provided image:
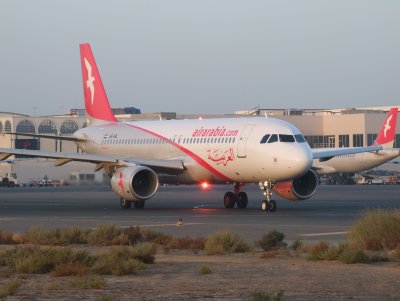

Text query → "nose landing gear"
[259,181,277,212]
[223,182,248,209]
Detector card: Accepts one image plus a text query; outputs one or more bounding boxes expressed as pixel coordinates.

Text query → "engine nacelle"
[111,166,159,201]
[273,170,318,201]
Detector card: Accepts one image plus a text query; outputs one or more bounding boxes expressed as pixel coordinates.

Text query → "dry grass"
[90,246,148,276]
[87,224,128,246]
[68,274,106,289]
[51,262,88,277]
[348,209,400,250]
[204,230,253,255]
[198,265,212,275]
[0,278,21,298]
[256,230,286,251]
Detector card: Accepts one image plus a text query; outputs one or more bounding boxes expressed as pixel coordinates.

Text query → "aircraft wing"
[0,148,185,174]
[312,145,382,161]
[6,132,85,142]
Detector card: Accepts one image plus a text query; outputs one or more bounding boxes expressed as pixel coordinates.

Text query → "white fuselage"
[314,149,400,174]
[74,117,313,184]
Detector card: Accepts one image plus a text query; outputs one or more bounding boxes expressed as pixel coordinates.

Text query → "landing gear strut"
[259,181,277,212]
[223,182,248,209]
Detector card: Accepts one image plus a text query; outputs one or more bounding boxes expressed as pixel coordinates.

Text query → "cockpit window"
[294,134,306,143]
[267,134,278,143]
[279,134,295,142]
[260,134,270,144]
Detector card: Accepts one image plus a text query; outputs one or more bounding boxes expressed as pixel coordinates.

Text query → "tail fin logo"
[84,58,95,105]
[384,115,393,138]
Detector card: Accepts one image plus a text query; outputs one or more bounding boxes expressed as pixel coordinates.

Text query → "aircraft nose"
[289,145,313,177]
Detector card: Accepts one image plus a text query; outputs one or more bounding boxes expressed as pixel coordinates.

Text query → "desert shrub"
[167,236,206,250]
[0,230,16,244]
[256,231,286,251]
[339,248,369,264]
[0,246,95,274]
[199,265,212,275]
[123,227,144,244]
[395,245,400,260]
[250,290,284,301]
[20,227,90,246]
[140,228,168,242]
[130,242,157,264]
[51,262,87,277]
[91,246,146,276]
[59,227,90,244]
[87,224,128,246]
[0,278,21,298]
[290,239,304,251]
[306,241,348,261]
[68,274,106,289]
[348,209,400,250]
[204,230,252,255]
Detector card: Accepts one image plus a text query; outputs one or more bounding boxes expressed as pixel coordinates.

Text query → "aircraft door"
[237,124,255,158]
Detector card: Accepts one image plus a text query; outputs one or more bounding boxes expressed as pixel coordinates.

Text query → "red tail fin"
[373,108,398,148]
[80,43,117,124]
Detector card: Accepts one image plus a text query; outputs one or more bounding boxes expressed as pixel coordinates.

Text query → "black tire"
[223,192,236,208]
[236,192,248,209]
[261,200,269,212]
[120,198,132,209]
[268,200,277,212]
[134,200,145,209]
[8,181,15,188]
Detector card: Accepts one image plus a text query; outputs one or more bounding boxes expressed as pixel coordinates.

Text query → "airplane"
[0,44,383,212]
[312,108,399,176]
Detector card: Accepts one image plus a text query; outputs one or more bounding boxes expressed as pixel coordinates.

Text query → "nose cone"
[287,145,313,178]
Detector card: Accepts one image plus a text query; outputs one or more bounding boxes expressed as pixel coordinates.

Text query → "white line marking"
[301,231,347,237]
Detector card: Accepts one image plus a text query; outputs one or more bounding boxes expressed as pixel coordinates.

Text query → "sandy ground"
[2,248,400,301]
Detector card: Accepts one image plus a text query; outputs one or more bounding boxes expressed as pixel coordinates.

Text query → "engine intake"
[111,166,159,201]
[273,169,318,201]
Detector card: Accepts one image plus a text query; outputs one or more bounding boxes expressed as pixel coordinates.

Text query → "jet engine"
[111,166,159,201]
[273,169,318,201]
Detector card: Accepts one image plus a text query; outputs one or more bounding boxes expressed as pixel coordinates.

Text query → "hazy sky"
[1,0,400,116]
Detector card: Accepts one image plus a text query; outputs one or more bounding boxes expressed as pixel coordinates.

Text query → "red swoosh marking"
[124,123,232,182]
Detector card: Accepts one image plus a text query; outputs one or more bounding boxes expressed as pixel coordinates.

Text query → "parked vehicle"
[0,173,19,187]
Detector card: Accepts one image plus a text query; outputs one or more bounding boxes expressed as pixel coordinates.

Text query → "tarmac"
[0,184,399,242]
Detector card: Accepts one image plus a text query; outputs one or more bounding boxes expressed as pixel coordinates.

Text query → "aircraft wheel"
[120,198,132,209]
[134,200,145,209]
[236,192,248,209]
[268,200,277,212]
[223,192,236,208]
[261,200,269,212]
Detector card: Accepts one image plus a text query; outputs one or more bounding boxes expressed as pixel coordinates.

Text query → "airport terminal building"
[0,106,399,183]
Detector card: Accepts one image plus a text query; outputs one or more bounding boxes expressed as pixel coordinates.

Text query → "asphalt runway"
[0,184,399,242]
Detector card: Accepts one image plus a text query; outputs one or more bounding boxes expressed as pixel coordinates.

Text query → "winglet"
[80,43,117,124]
[373,107,398,148]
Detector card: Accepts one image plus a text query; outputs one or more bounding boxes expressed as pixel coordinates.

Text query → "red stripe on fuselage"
[123,123,232,182]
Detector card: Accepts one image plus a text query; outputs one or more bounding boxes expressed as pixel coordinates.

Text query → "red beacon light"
[200,181,210,190]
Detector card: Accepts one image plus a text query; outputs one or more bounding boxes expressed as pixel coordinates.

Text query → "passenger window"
[294,134,306,143]
[260,134,270,144]
[279,134,295,142]
[267,134,278,143]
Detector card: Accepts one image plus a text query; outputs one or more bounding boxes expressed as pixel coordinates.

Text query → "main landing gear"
[259,181,277,212]
[120,198,145,209]
[223,182,248,209]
